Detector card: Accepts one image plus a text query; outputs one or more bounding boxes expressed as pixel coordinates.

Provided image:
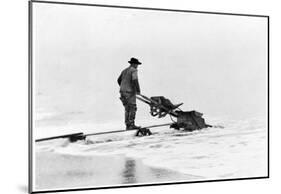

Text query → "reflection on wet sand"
[35,151,198,190]
[120,158,201,185]
[122,159,137,184]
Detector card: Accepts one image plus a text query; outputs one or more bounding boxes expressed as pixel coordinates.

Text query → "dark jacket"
[118,66,141,94]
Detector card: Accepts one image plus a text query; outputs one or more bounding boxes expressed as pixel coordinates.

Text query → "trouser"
[120,92,137,127]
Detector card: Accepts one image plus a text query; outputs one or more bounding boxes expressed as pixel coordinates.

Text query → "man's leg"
[127,104,137,129]
[126,93,140,130]
[124,105,131,129]
[120,92,138,130]
[120,92,129,129]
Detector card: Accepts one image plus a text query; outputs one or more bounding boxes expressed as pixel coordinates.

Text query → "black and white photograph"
[29,0,269,193]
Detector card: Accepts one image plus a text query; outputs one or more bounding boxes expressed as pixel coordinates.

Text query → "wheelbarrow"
[136,94,211,132]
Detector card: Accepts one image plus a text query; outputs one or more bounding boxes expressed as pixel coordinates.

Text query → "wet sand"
[35,151,200,191]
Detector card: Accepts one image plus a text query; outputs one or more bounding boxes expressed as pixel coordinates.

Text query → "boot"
[126,124,133,130]
[126,124,141,130]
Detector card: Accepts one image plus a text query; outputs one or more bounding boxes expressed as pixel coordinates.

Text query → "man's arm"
[132,70,141,94]
[133,79,141,94]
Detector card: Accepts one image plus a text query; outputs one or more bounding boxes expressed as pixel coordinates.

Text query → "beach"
[34,115,268,191]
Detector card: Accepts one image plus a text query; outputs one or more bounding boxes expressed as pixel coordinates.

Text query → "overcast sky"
[33,2,268,125]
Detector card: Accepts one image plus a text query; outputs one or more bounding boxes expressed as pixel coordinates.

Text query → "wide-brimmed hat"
[128,57,142,65]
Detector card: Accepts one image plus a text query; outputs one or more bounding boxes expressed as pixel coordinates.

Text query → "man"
[117,57,142,130]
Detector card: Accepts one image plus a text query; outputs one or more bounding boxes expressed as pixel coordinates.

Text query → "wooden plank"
[84,123,173,137]
[85,129,132,137]
[35,132,84,142]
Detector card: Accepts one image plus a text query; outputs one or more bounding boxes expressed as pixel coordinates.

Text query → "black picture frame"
[28,0,270,193]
